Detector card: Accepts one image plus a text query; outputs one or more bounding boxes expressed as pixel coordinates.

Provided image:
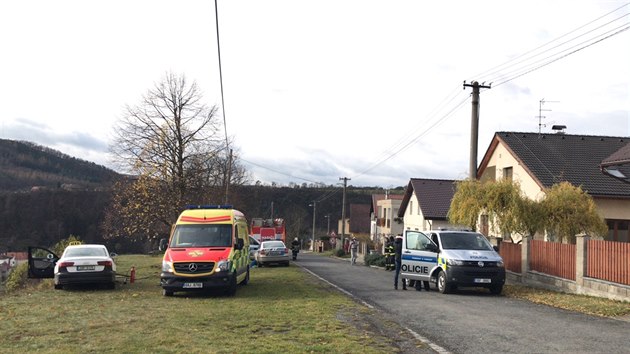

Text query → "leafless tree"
[105,72,248,244]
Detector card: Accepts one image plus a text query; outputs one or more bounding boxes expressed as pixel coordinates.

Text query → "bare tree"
[105,72,247,245]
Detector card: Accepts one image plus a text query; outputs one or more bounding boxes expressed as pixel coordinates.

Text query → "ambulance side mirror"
[158,238,168,251]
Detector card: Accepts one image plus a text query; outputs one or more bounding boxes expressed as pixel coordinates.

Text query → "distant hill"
[0,139,120,191]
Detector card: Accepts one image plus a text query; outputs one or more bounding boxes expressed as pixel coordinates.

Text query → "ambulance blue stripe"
[402,255,437,263]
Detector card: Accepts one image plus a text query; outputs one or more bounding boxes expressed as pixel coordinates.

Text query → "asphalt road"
[296,252,630,354]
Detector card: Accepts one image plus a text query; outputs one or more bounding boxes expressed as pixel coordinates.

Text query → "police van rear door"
[401,231,438,282]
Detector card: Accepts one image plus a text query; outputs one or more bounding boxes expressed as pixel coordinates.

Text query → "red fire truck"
[249,218,286,243]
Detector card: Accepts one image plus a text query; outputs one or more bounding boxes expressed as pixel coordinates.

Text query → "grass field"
[0,254,421,354]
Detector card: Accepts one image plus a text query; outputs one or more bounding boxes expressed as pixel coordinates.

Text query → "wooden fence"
[587,239,630,286]
[499,242,521,273]
[529,240,576,281]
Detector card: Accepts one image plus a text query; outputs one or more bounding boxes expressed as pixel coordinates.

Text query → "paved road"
[296,252,630,354]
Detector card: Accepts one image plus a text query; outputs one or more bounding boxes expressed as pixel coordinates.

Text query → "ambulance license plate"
[183,282,203,289]
[474,278,491,284]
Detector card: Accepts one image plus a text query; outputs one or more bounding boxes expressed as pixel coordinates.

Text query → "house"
[398,178,462,232]
[369,193,404,252]
[478,131,630,242]
[337,203,371,249]
[600,141,630,184]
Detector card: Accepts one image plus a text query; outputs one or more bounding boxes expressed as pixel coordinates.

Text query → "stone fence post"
[521,236,530,276]
[575,234,589,286]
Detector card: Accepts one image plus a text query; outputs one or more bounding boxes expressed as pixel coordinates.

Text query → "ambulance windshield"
[170,224,233,248]
[440,232,493,251]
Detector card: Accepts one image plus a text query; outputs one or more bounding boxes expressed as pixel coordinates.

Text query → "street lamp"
[309,202,317,252]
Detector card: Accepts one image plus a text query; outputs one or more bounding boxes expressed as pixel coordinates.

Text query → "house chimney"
[552,125,567,134]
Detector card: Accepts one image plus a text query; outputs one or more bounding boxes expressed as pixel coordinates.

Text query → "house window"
[607,220,629,242]
[503,167,513,181]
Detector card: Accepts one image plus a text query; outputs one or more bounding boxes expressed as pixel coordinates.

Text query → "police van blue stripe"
[402,255,437,263]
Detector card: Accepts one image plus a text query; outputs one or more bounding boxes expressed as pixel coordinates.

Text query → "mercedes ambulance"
[400,229,505,294]
[159,205,250,297]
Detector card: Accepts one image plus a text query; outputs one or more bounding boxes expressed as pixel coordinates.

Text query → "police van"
[400,229,505,294]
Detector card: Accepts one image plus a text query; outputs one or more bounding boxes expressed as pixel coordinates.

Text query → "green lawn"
[0,255,419,353]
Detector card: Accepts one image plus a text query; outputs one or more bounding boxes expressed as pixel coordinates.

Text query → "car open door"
[28,247,59,278]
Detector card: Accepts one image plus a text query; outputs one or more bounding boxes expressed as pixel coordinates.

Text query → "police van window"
[430,233,439,246]
[405,231,432,251]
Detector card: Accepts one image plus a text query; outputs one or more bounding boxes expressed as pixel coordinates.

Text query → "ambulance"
[400,229,505,294]
[159,205,250,296]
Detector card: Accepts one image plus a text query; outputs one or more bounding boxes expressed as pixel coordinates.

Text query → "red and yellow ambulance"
[159,205,250,296]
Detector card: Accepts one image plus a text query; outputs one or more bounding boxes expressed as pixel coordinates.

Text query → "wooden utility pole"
[463,81,491,180]
[339,177,350,249]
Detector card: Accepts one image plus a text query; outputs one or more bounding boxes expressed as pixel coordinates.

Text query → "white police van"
[400,229,505,294]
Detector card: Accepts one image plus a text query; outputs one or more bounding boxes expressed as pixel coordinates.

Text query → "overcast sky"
[1,0,628,188]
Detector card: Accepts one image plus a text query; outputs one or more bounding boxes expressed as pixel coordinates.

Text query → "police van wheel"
[437,271,453,294]
[489,284,503,295]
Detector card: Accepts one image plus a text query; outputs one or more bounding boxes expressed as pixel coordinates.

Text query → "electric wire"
[493,23,630,87]
[214,0,229,150]
[472,3,630,82]
[487,17,630,85]
[352,93,472,179]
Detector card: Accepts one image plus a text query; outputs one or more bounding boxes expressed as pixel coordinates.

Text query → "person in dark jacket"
[394,235,406,290]
[385,236,395,270]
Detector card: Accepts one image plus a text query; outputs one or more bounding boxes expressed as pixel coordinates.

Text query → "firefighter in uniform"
[385,236,395,270]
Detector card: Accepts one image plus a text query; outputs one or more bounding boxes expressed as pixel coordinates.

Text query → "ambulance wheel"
[437,271,453,294]
[162,289,174,297]
[240,267,250,285]
[226,272,237,296]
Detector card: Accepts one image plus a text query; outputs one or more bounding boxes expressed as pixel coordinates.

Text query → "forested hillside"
[0,139,402,253]
[0,139,119,191]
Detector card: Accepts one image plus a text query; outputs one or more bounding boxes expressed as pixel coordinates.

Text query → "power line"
[352,94,471,179]
[473,3,630,82]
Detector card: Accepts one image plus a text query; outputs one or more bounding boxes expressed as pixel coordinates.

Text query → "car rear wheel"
[162,289,174,297]
[54,283,63,290]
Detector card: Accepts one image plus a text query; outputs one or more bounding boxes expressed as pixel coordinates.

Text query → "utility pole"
[339,177,350,249]
[310,201,317,252]
[463,81,491,180]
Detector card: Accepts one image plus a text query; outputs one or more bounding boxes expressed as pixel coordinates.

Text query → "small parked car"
[248,236,260,261]
[255,240,289,267]
[28,244,117,290]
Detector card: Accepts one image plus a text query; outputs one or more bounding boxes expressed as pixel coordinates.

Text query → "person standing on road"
[349,237,359,265]
[385,236,395,270]
[394,234,406,290]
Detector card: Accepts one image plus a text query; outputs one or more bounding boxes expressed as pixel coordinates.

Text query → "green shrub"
[4,262,28,292]
[334,248,346,257]
[52,234,82,255]
[364,253,385,267]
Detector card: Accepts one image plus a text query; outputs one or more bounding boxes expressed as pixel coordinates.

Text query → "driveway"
[297,252,630,354]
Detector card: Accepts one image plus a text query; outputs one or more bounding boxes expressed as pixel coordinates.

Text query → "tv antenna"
[536,98,559,134]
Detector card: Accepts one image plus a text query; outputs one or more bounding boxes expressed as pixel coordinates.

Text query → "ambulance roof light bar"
[184,204,233,210]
